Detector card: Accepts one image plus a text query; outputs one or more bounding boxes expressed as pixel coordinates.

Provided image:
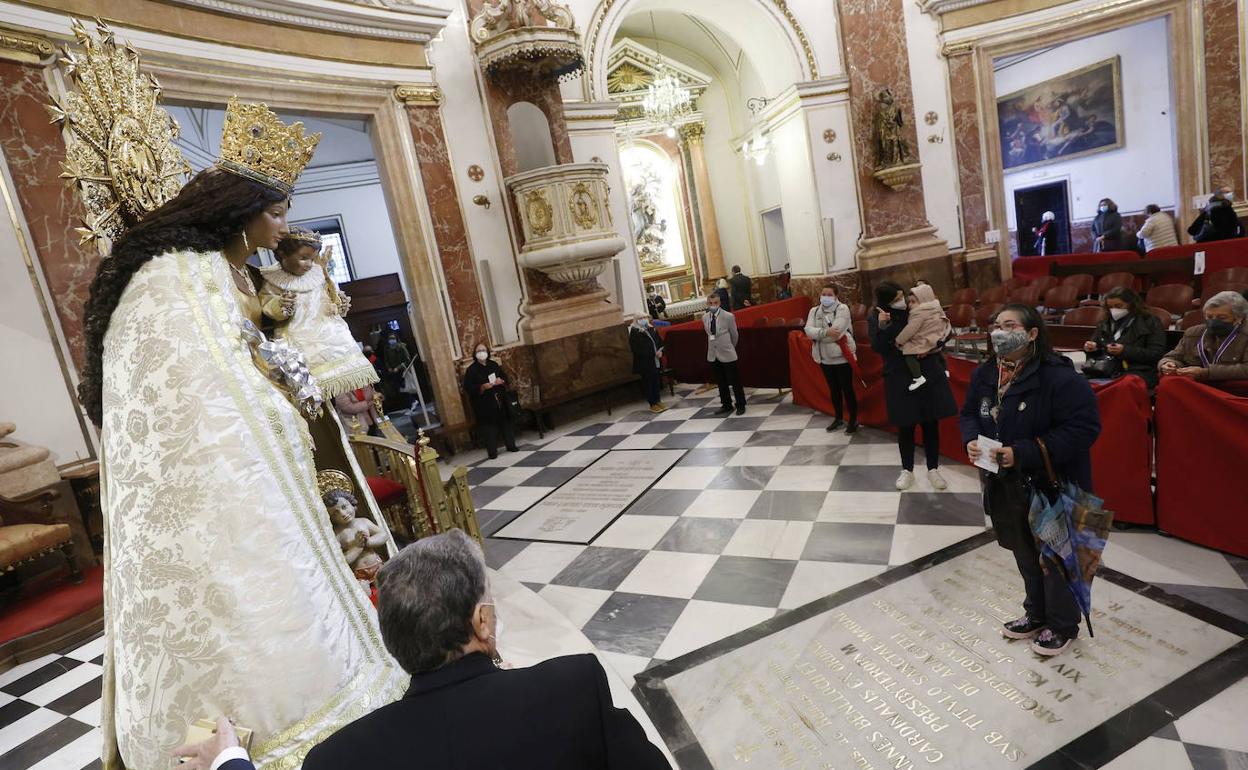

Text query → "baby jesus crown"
[316,469,354,497]
[216,97,320,194]
[283,226,323,249]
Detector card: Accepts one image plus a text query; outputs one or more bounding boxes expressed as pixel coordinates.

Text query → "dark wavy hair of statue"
[78,167,288,427]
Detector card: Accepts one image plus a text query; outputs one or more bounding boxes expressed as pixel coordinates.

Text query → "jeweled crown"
[216,97,320,194]
[282,226,322,250]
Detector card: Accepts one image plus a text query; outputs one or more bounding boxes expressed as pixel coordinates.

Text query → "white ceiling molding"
[916,0,996,18]
[163,0,450,43]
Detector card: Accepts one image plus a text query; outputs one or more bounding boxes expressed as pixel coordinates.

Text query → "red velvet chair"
[974,303,1004,329]
[1179,309,1205,330]
[1004,276,1029,291]
[1008,286,1043,306]
[850,303,868,321]
[952,288,978,306]
[1061,306,1103,326]
[981,286,1008,305]
[1062,273,1096,298]
[852,318,869,343]
[1043,285,1080,319]
[1145,284,1195,317]
[1144,305,1174,329]
[1029,276,1060,296]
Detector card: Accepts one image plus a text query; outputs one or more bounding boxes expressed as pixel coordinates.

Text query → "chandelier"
[643,72,692,137]
[641,13,691,137]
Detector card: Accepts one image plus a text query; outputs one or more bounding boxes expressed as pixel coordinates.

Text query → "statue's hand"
[281,290,296,317]
[337,291,352,316]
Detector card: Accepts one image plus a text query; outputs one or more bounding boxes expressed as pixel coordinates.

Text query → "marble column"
[839,0,948,280]
[0,32,97,372]
[945,44,1000,289]
[679,123,726,282]
[396,86,491,359]
[1201,0,1246,200]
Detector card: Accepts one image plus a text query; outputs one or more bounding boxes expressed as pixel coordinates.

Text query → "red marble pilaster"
[0,60,98,372]
[839,0,931,237]
[947,50,989,252]
[403,104,490,351]
[1202,0,1246,193]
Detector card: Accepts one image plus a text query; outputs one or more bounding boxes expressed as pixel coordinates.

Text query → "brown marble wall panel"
[404,105,490,354]
[0,61,97,372]
[948,52,989,251]
[1202,0,1246,193]
[523,268,600,303]
[789,275,865,307]
[484,71,574,179]
[859,254,957,305]
[532,324,632,402]
[840,0,930,237]
[966,257,1003,293]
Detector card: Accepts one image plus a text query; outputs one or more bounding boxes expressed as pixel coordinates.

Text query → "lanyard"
[1199,326,1240,367]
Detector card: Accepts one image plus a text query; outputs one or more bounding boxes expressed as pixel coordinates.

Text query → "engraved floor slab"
[494,450,685,544]
[645,541,1244,770]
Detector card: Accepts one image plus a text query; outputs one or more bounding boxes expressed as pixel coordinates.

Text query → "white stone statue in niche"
[629,167,668,268]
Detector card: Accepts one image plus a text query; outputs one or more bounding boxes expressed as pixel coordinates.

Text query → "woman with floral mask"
[961,304,1100,657]
[463,343,518,459]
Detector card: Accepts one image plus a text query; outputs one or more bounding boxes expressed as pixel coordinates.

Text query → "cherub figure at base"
[318,470,388,593]
[259,227,379,400]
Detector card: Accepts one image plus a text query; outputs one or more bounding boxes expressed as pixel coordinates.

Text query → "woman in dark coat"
[961,303,1100,657]
[1081,286,1167,388]
[868,281,958,491]
[463,342,517,459]
[1091,198,1123,251]
[629,317,667,413]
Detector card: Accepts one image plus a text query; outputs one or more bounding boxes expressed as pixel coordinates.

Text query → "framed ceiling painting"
[996,55,1124,173]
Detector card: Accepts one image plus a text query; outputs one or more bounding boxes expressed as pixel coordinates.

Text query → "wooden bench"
[527,374,642,438]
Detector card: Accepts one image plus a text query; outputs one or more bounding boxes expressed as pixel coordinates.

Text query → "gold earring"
[242,231,250,252]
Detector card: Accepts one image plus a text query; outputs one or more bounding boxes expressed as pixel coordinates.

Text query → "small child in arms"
[259,227,379,401]
[893,283,951,391]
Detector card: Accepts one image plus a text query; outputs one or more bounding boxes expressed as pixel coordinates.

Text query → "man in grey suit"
[704,291,746,415]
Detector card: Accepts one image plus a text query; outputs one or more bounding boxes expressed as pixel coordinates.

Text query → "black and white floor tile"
[2,384,1245,768]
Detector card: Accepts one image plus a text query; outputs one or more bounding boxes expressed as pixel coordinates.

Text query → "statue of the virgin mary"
[55,21,405,769]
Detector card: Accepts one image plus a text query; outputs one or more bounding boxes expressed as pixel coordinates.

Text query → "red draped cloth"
[1155,377,1248,557]
[661,297,814,386]
[790,331,1153,520]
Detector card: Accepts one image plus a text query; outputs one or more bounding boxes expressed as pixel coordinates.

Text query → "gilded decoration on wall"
[467,164,485,181]
[996,56,1124,173]
[468,0,584,81]
[605,41,710,128]
[568,182,601,229]
[525,189,554,235]
[48,19,191,250]
[607,62,653,93]
[822,128,837,143]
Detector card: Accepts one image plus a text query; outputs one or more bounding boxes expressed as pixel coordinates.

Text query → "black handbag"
[1082,355,1121,379]
[503,390,524,422]
[982,468,1034,552]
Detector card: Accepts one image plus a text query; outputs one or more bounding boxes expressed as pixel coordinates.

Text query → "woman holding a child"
[868,281,958,491]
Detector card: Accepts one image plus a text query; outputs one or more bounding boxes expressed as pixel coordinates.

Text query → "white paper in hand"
[975,435,1004,474]
[487,373,498,385]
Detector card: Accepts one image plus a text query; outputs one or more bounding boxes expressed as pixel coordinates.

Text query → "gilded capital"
[394,84,442,106]
[0,27,55,65]
[678,122,706,144]
[941,40,975,58]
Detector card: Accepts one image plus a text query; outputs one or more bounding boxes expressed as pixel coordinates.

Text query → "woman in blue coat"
[961,303,1100,657]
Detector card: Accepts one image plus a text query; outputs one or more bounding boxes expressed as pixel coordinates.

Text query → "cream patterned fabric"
[98,250,405,770]
[259,264,378,400]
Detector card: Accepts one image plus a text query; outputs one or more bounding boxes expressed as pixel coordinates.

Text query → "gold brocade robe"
[99,250,405,770]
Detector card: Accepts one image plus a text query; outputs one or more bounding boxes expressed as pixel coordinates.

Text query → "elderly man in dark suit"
[303,530,671,770]
[704,290,746,415]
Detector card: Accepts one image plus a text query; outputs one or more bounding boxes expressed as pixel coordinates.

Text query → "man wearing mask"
[1188,189,1244,243]
[704,292,746,415]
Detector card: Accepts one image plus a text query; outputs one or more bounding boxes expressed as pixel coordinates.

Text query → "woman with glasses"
[961,304,1100,657]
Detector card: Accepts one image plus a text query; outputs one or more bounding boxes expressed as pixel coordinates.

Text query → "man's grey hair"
[1204,290,1248,320]
[377,529,488,675]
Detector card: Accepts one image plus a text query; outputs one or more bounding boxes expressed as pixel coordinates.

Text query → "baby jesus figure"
[259,227,379,400]
[323,485,388,592]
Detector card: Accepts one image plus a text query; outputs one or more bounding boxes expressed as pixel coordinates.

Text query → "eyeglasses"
[990,321,1025,331]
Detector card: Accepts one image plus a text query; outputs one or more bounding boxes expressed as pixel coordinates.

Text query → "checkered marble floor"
[2,385,1245,769]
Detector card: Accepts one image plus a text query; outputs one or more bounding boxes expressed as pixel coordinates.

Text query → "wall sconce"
[826,152,842,162]
[927,133,945,144]
[472,194,491,209]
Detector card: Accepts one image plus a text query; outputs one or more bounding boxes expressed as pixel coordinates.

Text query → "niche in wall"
[507,102,557,172]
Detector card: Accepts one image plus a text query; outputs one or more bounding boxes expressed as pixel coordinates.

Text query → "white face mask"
[1099,206,1109,213]
[1109,307,1129,321]
[890,300,907,310]
[475,350,488,362]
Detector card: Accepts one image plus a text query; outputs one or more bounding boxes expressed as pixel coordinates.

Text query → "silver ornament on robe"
[241,319,324,418]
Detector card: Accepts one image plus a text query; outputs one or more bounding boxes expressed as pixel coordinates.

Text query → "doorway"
[1014,181,1071,257]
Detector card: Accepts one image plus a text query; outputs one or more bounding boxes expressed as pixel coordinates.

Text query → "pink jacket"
[894,284,951,355]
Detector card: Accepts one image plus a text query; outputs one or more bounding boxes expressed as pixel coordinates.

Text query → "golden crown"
[216,97,320,194]
[316,469,354,498]
[282,226,322,250]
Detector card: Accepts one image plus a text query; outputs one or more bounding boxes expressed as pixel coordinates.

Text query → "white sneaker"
[907,376,927,392]
[927,468,948,490]
[895,470,914,490]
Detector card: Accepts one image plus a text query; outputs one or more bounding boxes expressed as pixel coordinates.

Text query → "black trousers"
[710,360,746,409]
[898,420,940,471]
[1013,534,1081,636]
[478,417,517,457]
[640,369,661,405]
[820,363,857,422]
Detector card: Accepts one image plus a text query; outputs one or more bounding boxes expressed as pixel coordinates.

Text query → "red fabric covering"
[366,475,406,505]
[661,297,814,387]
[1155,376,1248,557]
[1011,251,1141,281]
[369,585,379,607]
[1088,376,1154,525]
[1144,239,1248,287]
[790,332,1153,519]
[0,565,103,646]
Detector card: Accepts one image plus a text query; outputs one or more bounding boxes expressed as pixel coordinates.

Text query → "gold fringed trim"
[316,361,382,401]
